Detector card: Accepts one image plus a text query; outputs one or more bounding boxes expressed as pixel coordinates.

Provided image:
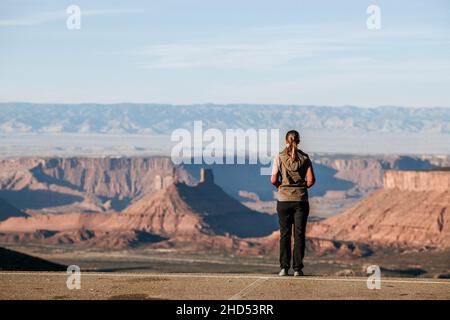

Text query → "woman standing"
[271,130,315,276]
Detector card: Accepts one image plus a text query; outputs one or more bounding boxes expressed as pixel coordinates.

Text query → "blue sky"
[0,0,449,107]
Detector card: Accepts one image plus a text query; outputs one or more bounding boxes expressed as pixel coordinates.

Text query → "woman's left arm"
[271,173,281,188]
[270,154,281,188]
[306,162,315,188]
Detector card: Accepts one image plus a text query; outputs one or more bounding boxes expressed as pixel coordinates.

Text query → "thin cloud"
[136,23,449,70]
[136,25,353,70]
[0,8,135,27]
[138,42,347,69]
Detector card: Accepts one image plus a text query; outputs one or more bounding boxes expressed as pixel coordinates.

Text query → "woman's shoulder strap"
[298,149,309,157]
[297,149,311,166]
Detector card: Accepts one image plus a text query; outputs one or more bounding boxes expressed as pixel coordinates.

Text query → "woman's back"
[276,148,311,202]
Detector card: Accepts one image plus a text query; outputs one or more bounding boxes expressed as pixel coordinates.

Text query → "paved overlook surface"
[0,272,449,300]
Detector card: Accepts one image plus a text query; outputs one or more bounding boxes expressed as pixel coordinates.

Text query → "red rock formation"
[308,170,450,249]
[2,162,447,255]
[384,170,450,191]
[0,169,278,249]
[0,157,193,213]
[313,155,443,191]
[314,157,385,190]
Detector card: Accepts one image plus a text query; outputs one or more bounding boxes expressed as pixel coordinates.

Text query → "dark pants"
[277,201,309,271]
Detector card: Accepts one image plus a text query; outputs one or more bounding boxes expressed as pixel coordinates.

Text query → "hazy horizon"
[1,101,450,109]
[1,102,449,156]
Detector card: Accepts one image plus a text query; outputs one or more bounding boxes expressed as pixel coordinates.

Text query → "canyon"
[0,156,192,213]
[0,155,448,260]
[0,168,279,251]
[0,154,446,218]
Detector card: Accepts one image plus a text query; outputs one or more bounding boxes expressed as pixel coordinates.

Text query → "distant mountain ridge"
[1,103,449,134]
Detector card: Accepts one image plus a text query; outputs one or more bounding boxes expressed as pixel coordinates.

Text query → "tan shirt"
[272,148,311,202]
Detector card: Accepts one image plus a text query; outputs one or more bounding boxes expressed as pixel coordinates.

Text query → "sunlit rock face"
[308,170,450,250]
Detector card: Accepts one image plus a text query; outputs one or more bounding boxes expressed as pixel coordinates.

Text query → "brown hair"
[285,130,300,161]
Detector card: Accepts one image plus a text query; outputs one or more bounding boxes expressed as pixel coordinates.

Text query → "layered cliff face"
[0,169,278,249]
[313,158,385,190]
[0,157,192,213]
[308,170,450,249]
[384,170,450,191]
[0,155,445,216]
[313,155,437,191]
[30,157,183,198]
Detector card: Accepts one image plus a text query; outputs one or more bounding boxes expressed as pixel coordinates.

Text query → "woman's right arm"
[306,162,316,188]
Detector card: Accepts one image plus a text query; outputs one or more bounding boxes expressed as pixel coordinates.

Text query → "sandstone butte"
[307,170,450,249]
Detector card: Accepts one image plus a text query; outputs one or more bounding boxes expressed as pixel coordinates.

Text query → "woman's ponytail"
[285,130,300,162]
